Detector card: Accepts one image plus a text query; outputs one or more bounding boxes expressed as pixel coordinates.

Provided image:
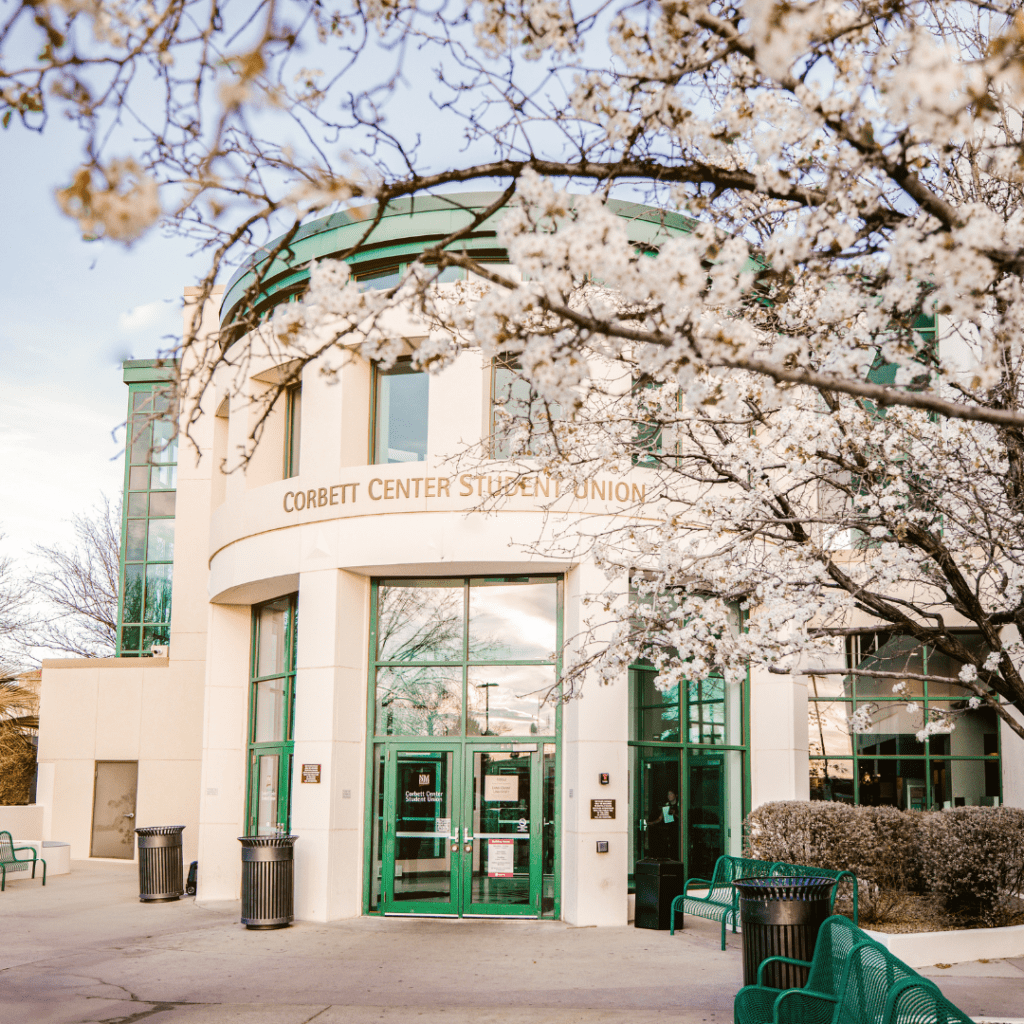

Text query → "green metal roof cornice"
[219,190,698,330]
[123,359,179,384]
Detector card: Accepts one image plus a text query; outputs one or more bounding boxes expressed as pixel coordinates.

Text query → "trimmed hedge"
[745,801,1024,925]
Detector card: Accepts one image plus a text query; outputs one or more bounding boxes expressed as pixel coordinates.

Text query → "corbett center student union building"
[37,194,1024,925]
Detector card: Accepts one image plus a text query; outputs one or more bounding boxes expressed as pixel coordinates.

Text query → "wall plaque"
[590,798,616,820]
[301,763,321,784]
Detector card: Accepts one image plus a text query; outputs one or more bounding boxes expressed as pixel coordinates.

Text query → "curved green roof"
[220,191,697,330]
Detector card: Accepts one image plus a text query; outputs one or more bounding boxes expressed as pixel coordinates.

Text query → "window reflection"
[491,355,562,459]
[468,666,556,736]
[143,565,172,623]
[810,630,1002,808]
[633,665,739,746]
[257,600,290,677]
[373,576,561,738]
[254,677,287,742]
[147,520,174,561]
[376,665,462,736]
[469,578,557,660]
[374,359,429,464]
[377,581,464,663]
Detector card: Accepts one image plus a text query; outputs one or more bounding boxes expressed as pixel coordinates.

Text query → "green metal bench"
[669,855,774,949]
[882,977,972,1024]
[733,914,948,1024]
[0,831,46,891]
[769,861,859,926]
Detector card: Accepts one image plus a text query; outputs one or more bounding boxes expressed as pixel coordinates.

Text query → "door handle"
[124,813,135,819]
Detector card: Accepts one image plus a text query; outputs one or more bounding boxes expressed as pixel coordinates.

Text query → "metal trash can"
[634,858,685,930]
[135,826,185,902]
[733,876,835,987]
[238,835,298,929]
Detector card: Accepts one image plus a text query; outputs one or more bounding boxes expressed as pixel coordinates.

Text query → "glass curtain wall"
[367,575,561,917]
[628,665,748,886]
[246,595,299,835]
[809,632,1002,808]
[371,577,560,737]
[118,384,177,656]
[373,358,429,464]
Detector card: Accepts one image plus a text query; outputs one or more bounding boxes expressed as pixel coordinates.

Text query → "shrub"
[919,807,1024,923]
[745,801,1024,927]
[745,801,923,891]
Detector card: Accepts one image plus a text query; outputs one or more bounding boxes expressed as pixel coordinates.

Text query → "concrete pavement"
[1,861,1022,1024]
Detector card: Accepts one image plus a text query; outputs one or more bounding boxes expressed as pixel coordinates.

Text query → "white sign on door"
[484,775,519,802]
[436,818,451,835]
[488,838,515,877]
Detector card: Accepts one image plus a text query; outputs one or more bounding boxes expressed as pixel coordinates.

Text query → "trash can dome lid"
[237,835,299,846]
[134,825,186,835]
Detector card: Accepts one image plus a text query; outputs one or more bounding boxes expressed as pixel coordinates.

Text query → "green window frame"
[364,574,563,918]
[628,662,750,890]
[246,593,299,836]
[370,356,430,466]
[283,382,301,479]
[809,631,1002,809]
[369,575,562,738]
[117,383,177,657]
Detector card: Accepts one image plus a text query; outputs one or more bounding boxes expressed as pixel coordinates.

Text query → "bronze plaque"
[590,798,615,820]
[301,763,321,784]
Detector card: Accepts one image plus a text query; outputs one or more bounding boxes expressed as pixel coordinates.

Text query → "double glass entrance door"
[375,744,548,917]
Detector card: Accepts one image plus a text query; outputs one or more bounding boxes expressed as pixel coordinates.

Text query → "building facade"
[37,194,1024,924]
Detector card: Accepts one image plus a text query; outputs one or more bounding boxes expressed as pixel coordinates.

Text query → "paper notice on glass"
[662,805,675,824]
[436,818,451,835]
[484,775,519,802]
[488,838,515,877]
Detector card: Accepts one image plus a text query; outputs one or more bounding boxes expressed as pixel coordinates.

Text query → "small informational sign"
[436,818,451,835]
[301,763,321,784]
[484,775,519,802]
[590,798,616,820]
[488,838,515,877]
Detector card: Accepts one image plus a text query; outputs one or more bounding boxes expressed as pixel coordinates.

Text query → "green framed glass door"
[377,743,545,917]
[687,753,725,881]
[462,745,542,917]
[248,750,293,836]
[380,749,461,916]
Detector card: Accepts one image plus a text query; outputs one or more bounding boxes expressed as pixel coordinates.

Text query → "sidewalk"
[1,861,1022,1024]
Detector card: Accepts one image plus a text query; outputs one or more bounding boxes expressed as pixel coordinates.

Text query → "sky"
[0,120,197,577]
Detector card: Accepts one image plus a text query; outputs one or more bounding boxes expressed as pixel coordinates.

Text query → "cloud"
[119,299,171,333]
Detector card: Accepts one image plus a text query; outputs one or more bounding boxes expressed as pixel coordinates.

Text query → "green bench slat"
[0,830,46,891]
[734,914,971,1024]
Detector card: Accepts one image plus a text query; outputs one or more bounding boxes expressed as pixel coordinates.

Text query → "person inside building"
[647,788,680,859]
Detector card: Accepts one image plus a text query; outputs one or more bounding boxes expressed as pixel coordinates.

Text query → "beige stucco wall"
[36,658,204,863]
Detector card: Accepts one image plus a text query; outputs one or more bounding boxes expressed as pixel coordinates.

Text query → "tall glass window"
[371,576,561,738]
[491,355,562,460]
[283,382,301,478]
[247,595,298,836]
[629,664,748,887]
[809,631,1002,808]
[373,358,429,464]
[118,385,177,657]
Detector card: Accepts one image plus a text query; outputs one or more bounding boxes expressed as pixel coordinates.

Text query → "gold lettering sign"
[283,475,645,513]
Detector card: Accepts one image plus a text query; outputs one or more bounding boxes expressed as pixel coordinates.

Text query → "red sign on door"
[488,837,514,877]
